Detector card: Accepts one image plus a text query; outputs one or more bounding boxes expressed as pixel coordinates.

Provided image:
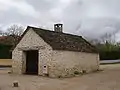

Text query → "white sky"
[0,0,120,41]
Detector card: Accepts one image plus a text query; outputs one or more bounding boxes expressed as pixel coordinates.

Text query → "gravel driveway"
[0,65,120,90]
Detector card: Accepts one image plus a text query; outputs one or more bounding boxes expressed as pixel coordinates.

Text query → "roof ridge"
[28,26,83,38]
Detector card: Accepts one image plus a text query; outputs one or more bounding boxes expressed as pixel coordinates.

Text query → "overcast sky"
[0,0,120,41]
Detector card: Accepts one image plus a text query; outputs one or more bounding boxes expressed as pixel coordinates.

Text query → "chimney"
[54,24,63,33]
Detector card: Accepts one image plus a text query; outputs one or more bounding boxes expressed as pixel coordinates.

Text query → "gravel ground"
[0,65,120,90]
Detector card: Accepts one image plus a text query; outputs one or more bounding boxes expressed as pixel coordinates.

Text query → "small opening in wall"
[44,66,46,68]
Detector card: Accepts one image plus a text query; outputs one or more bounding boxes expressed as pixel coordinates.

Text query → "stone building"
[12,24,99,78]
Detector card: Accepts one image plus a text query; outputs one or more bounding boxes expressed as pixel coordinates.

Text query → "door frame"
[22,50,39,75]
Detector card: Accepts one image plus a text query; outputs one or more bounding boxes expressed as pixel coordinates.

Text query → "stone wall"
[12,49,23,74]
[48,50,99,77]
[12,28,52,75]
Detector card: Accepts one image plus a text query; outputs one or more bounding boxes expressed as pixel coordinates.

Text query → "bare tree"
[0,30,3,36]
[99,33,114,44]
[3,24,25,46]
[0,30,6,36]
[99,29,120,44]
[6,24,24,36]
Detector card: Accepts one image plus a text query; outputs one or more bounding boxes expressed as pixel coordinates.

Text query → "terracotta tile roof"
[0,36,7,40]
[0,35,20,45]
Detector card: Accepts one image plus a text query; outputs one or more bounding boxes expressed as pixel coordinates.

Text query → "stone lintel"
[18,46,45,51]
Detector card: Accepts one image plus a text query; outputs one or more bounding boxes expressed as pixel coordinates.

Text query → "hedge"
[0,44,12,59]
[100,50,120,60]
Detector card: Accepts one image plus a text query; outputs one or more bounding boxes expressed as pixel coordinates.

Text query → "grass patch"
[0,59,12,66]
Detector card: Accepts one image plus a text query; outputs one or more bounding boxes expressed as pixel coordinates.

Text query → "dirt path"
[0,65,120,90]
